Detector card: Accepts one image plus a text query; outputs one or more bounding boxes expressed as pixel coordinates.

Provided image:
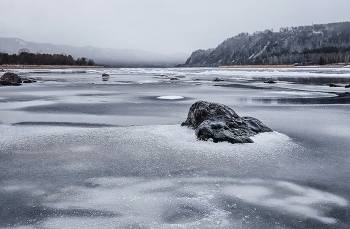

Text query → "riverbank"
[219,64,350,68]
[0,65,104,69]
[219,65,294,68]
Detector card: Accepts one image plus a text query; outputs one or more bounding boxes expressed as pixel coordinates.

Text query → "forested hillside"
[179,22,350,67]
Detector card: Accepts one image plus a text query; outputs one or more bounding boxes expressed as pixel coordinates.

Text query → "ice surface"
[1,174,347,228]
[223,181,348,224]
[0,124,302,228]
[3,121,347,228]
[1,67,350,228]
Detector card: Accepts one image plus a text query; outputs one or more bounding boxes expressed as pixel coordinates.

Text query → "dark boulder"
[0,72,23,86]
[264,80,276,84]
[345,84,350,88]
[0,73,37,85]
[102,73,109,77]
[329,83,342,87]
[1,72,22,83]
[182,101,272,143]
[212,78,224,82]
[0,80,21,86]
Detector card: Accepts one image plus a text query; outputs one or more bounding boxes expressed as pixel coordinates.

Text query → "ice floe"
[157,95,184,100]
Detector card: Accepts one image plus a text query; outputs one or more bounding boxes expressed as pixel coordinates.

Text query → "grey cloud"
[1,0,350,54]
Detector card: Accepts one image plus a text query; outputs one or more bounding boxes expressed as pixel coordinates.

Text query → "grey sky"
[1,0,349,54]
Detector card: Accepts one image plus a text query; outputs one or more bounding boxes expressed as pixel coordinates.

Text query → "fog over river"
[1,67,350,228]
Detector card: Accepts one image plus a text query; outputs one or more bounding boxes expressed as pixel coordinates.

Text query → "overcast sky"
[1,0,349,54]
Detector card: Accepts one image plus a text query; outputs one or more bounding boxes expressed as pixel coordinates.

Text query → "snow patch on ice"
[223,180,348,224]
[40,176,347,228]
[157,95,184,100]
[1,124,348,227]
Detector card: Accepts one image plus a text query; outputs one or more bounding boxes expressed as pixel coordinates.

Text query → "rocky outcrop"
[0,72,22,86]
[181,101,272,143]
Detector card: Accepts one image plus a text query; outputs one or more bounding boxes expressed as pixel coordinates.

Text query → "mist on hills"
[0,38,189,67]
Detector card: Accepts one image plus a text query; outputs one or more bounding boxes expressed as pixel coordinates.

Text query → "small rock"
[21,77,36,83]
[170,77,179,80]
[264,80,276,84]
[329,83,342,87]
[102,73,109,77]
[212,78,224,82]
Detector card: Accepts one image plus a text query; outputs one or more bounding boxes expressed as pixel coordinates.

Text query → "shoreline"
[0,65,104,69]
[219,64,349,68]
[1,64,349,70]
[219,65,294,68]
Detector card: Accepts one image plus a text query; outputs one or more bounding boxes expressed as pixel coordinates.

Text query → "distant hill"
[0,38,189,67]
[179,22,350,67]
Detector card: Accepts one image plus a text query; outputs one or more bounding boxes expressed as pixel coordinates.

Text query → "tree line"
[0,51,95,66]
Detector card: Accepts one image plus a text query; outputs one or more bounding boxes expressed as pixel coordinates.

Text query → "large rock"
[0,72,38,86]
[1,72,22,83]
[181,101,272,143]
[0,72,22,86]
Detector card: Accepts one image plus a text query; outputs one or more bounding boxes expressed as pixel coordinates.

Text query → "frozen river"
[1,67,350,228]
